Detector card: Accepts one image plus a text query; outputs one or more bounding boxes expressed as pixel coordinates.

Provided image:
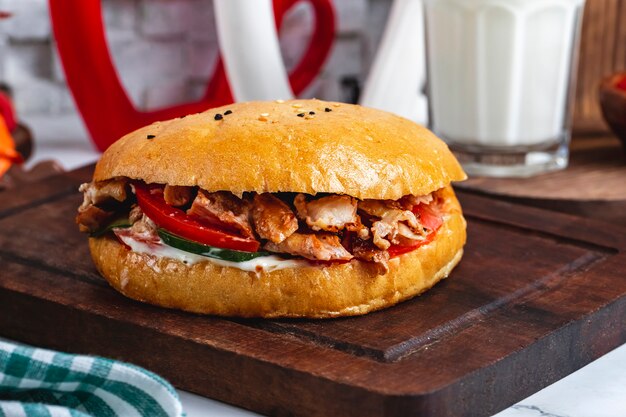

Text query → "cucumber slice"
[90,215,131,237]
[157,229,270,262]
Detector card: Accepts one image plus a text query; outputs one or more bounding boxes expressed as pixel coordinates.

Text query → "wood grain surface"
[1,167,625,417]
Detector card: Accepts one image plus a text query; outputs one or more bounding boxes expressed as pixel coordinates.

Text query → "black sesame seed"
[214,113,223,120]
[146,134,155,139]
[297,113,305,117]
[309,111,315,115]
[324,107,332,112]
[224,110,232,115]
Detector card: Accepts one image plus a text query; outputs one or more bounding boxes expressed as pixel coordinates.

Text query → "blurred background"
[0,0,624,170]
[0,0,391,169]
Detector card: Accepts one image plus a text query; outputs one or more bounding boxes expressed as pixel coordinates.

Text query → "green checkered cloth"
[0,340,183,417]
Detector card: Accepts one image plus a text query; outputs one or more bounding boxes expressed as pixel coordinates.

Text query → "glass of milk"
[423,0,585,177]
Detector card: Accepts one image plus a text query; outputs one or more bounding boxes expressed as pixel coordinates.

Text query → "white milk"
[424,0,585,147]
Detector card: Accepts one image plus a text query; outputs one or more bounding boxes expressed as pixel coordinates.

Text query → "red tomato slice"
[134,182,260,252]
[387,203,444,258]
[387,233,436,257]
[412,203,443,232]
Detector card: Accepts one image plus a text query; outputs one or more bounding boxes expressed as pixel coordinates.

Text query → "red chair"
[49,0,335,152]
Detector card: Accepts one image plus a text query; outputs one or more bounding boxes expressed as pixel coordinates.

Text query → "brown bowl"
[12,123,33,161]
[599,72,626,152]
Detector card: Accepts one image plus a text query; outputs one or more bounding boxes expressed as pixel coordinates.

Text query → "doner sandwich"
[76,99,467,318]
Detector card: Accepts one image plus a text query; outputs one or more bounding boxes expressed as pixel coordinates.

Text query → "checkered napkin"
[0,340,183,417]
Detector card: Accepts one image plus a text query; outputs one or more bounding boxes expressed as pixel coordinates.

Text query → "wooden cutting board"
[1,165,625,417]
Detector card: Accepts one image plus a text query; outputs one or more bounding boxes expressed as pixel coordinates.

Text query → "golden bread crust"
[88,187,466,318]
[93,100,466,200]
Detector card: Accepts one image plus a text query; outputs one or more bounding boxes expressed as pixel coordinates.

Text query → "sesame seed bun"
[93,99,466,200]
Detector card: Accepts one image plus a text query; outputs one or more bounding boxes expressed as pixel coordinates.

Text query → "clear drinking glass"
[423,0,586,177]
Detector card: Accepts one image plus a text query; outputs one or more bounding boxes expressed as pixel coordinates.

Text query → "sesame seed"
[146,134,155,139]
[224,110,232,115]
[324,107,332,112]
[292,103,302,108]
[332,103,341,107]
[260,113,269,117]
[297,113,305,117]
[309,111,315,115]
[214,113,223,120]
[275,99,285,103]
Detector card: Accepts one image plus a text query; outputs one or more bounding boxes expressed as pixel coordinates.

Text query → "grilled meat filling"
[163,185,193,207]
[294,194,358,232]
[264,232,353,261]
[251,193,299,244]
[77,179,444,271]
[76,178,128,232]
[187,190,255,239]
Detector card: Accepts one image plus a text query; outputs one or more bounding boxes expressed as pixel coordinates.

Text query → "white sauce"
[117,234,310,273]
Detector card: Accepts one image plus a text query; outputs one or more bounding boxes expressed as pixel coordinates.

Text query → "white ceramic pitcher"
[360,0,428,124]
[216,0,427,122]
[214,0,335,102]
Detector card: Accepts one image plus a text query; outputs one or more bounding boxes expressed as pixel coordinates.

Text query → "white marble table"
[22,114,626,417]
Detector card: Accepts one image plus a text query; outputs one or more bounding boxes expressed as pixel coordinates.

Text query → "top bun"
[94,99,466,200]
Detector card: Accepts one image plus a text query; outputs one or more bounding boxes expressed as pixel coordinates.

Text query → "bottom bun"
[89,189,466,318]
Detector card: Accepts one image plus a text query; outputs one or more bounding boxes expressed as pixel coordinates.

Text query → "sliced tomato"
[412,203,443,232]
[387,203,444,258]
[134,182,260,252]
[387,233,436,257]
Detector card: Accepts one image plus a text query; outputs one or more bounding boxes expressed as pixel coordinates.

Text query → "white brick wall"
[0,0,393,117]
[2,0,50,41]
